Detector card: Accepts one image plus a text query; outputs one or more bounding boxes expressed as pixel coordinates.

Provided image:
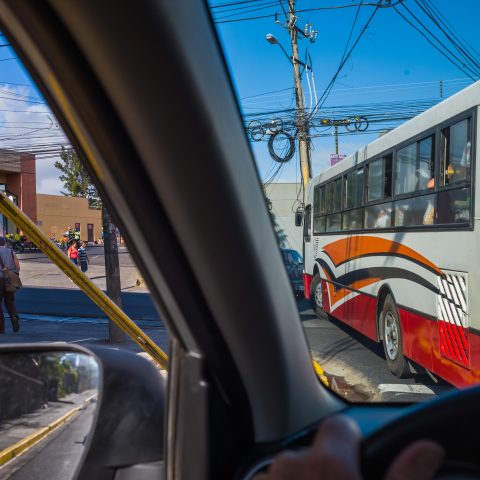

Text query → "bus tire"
[381,294,409,378]
[310,273,324,317]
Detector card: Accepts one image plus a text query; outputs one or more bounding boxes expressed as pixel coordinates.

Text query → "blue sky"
[211,0,480,184]
[0,2,479,194]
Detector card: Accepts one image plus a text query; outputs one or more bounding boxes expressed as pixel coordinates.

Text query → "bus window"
[367,159,383,202]
[394,194,435,226]
[441,118,470,186]
[395,142,417,195]
[437,188,470,224]
[326,213,341,232]
[326,179,342,213]
[345,168,364,209]
[342,208,363,231]
[417,136,434,190]
[319,186,326,214]
[313,215,326,233]
[384,154,393,198]
[365,203,392,229]
[314,188,321,214]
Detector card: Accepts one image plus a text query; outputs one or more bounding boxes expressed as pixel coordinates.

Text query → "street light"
[265,33,292,65]
[265,33,279,45]
[265,33,309,70]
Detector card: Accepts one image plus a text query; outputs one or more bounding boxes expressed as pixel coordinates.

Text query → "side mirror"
[0,344,166,479]
[295,210,304,227]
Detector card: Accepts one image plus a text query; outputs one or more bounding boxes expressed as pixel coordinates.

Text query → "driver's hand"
[253,415,444,480]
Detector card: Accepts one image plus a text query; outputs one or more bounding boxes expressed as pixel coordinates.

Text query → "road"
[5,251,457,402]
[298,298,454,402]
[0,403,95,480]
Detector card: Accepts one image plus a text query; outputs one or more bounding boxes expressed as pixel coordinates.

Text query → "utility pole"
[334,126,339,154]
[440,80,443,98]
[102,206,125,343]
[288,0,312,206]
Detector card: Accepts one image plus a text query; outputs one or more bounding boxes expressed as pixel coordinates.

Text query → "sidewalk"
[0,390,96,454]
[17,248,147,293]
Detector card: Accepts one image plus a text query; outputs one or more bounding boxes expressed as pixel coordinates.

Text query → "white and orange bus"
[303,81,479,387]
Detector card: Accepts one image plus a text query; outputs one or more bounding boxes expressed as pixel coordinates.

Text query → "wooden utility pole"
[102,206,125,343]
[288,0,312,205]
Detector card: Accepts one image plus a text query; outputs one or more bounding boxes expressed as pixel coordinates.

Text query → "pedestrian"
[79,241,89,273]
[67,239,79,266]
[0,236,20,333]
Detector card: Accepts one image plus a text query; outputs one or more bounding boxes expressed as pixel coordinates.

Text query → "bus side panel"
[329,292,377,342]
[429,326,480,388]
[398,309,480,388]
[398,308,434,371]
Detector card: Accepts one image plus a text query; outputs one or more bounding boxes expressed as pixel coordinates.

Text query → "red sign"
[330,154,346,166]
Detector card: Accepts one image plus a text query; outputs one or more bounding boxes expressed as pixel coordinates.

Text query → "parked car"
[281,248,304,297]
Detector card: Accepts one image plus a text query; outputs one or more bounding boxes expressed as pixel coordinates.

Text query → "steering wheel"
[362,385,480,478]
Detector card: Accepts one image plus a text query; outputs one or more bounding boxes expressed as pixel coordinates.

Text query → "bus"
[303,81,479,388]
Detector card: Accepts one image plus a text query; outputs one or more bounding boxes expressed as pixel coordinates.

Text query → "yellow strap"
[0,193,168,369]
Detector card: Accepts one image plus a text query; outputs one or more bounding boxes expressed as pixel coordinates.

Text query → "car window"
[0,39,168,478]
[0,8,479,466]
[211,0,480,404]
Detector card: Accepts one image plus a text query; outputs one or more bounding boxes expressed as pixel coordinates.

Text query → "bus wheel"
[381,294,409,378]
[310,274,324,317]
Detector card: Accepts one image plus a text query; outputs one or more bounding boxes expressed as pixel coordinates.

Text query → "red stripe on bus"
[303,273,313,300]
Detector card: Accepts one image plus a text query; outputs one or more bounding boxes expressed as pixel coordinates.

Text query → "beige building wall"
[36,194,102,242]
[263,182,303,252]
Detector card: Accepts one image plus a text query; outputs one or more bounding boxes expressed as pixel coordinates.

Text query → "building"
[36,194,102,242]
[0,150,37,235]
[264,182,303,252]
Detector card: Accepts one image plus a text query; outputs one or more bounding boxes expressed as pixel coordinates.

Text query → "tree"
[54,147,101,208]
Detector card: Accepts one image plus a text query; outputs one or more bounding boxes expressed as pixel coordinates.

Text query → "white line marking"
[378,384,435,395]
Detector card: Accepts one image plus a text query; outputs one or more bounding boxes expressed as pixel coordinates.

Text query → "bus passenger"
[374,208,390,228]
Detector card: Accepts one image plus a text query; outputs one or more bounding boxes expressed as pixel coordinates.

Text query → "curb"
[312,359,329,387]
[0,395,95,467]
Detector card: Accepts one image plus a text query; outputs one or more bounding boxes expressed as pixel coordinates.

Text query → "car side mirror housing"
[0,343,166,480]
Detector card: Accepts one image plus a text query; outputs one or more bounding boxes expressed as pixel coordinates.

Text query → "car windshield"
[210,0,479,403]
[0,2,477,442]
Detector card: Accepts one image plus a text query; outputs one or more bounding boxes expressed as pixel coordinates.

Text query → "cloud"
[0,84,69,195]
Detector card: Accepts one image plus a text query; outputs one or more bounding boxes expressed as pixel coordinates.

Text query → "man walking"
[0,236,20,333]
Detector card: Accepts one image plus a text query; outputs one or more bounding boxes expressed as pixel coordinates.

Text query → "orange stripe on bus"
[322,236,442,276]
[321,267,380,305]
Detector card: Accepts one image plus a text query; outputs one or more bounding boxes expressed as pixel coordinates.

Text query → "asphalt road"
[1,403,96,480]
[3,276,456,403]
[298,298,455,402]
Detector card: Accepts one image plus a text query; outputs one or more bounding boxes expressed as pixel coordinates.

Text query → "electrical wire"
[393,3,479,80]
[213,0,403,24]
[308,3,379,119]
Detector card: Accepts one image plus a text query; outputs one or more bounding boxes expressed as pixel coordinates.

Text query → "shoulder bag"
[0,249,22,293]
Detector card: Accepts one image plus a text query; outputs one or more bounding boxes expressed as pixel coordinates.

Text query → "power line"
[308,3,379,117]
[393,3,479,80]
[213,1,402,24]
